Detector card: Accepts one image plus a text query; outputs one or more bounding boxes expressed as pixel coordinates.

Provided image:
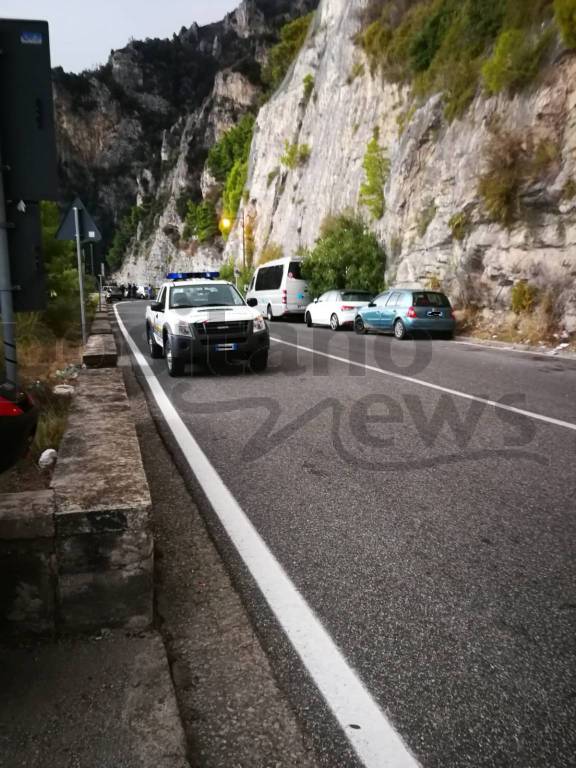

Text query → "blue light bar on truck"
[165,271,220,281]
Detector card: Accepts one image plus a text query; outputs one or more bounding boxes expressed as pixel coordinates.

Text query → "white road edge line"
[270,336,576,433]
[114,305,421,768]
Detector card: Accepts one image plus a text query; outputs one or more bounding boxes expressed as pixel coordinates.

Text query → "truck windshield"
[169,284,245,308]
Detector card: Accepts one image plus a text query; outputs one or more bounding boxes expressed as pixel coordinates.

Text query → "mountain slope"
[223,0,576,332]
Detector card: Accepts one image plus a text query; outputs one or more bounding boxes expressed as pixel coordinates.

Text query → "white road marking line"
[270,336,576,434]
[453,339,574,359]
[115,305,420,768]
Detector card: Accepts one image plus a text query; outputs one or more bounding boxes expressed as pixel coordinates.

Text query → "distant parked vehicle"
[354,289,455,340]
[104,284,123,303]
[246,257,310,321]
[305,289,374,331]
[0,384,38,473]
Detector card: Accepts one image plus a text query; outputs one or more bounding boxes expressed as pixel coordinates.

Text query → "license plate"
[214,343,238,351]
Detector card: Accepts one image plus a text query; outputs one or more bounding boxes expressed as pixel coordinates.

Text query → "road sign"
[7,201,46,312]
[0,19,58,201]
[56,198,102,242]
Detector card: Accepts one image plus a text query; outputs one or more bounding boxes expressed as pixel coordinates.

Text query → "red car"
[0,384,38,473]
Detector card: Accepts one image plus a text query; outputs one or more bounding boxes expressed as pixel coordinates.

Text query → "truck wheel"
[147,325,163,358]
[266,305,274,322]
[165,336,185,376]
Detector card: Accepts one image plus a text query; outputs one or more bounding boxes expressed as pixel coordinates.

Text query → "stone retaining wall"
[0,326,153,635]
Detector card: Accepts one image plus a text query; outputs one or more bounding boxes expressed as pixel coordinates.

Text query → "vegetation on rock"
[303,74,315,102]
[300,213,386,297]
[482,27,552,94]
[207,114,255,183]
[478,126,560,227]
[107,206,142,271]
[281,141,311,169]
[511,280,538,313]
[359,129,390,220]
[554,0,576,47]
[448,210,472,241]
[259,242,284,264]
[182,200,218,242]
[356,0,557,120]
[262,13,314,92]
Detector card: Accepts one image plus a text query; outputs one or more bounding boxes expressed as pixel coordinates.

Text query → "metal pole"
[73,206,87,346]
[0,152,17,386]
[241,209,246,271]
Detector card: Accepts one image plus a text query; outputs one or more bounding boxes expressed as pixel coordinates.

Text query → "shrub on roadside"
[300,213,386,297]
[511,280,538,313]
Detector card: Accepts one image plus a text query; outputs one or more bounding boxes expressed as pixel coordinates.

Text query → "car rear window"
[288,261,302,280]
[412,292,451,307]
[341,291,373,302]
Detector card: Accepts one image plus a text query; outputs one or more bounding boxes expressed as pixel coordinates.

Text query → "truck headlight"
[175,321,193,337]
[253,315,266,333]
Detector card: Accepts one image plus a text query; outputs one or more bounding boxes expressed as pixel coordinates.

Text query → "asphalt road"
[117,301,576,768]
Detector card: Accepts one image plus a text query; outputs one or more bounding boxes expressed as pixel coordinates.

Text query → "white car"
[304,289,375,330]
[145,273,270,376]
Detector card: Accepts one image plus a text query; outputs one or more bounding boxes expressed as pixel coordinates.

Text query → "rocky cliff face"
[223,0,576,331]
[53,0,318,277]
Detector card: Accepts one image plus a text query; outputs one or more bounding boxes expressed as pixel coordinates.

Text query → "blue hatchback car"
[354,289,455,340]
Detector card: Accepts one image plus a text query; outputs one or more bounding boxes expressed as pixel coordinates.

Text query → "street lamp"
[220,209,246,271]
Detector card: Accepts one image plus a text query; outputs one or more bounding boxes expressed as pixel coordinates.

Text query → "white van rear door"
[285,261,309,310]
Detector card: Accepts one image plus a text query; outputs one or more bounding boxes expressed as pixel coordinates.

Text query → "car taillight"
[340,305,355,311]
[282,289,287,304]
[448,309,455,319]
[0,396,23,417]
[406,306,417,318]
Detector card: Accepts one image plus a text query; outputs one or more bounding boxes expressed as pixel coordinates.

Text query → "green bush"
[355,0,555,120]
[511,280,538,313]
[219,260,235,283]
[280,141,311,169]
[40,202,91,338]
[300,213,386,297]
[206,114,255,182]
[359,129,390,220]
[107,205,142,270]
[554,0,576,47]
[478,128,559,227]
[482,28,549,94]
[182,200,218,242]
[448,210,472,240]
[262,13,314,91]
[303,74,315,102]
[222,159,249,220]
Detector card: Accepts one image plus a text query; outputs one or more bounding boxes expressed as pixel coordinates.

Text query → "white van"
[246,257,310,321]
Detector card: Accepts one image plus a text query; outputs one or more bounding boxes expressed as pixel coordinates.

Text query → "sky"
[2,0,240,73]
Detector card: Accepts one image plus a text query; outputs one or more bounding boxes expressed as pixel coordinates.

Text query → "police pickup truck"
[145,272,269,376]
